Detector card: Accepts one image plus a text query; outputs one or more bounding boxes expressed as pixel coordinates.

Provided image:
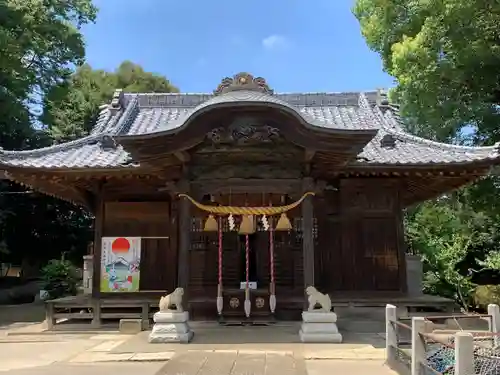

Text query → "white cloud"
[261,35,289,51]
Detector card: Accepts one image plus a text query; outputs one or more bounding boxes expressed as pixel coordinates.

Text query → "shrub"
[473,285,500,310]
[41,259,80,299]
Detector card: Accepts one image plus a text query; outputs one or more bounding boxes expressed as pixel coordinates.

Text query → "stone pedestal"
[82,255,93,295]
[148,311,194,344]
[299,311,343,343]
[406,254,423,296]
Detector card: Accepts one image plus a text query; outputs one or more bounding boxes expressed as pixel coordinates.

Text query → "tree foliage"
[354,0,500,308]
[353,0,500,143]
[42,61,179,142]
[0,0,181,275]
[406,195,500,307]
[0,0,97,271]
[0,0,97,150]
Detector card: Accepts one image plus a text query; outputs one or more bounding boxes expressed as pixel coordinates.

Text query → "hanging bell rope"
[216,216,223,315]
[203,214,218,232]
[239,214,256,235]
[179,192,315,215]
[275,212,292,231]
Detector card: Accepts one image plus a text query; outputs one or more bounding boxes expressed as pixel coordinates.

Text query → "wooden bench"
[45,294,164,330]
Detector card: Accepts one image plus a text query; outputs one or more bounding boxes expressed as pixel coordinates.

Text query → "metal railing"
[386,304,500,375]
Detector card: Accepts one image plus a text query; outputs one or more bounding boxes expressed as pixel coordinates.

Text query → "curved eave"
[116,90,379,142]
[115,97,379,161]
[0,140,133,171]
[0,164,139,174]
[349,158,500,170]
[2,169,92,208]
[402,174,482,207]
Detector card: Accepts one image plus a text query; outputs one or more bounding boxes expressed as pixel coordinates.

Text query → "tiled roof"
[356,108,499,165]
[0,90,498,169]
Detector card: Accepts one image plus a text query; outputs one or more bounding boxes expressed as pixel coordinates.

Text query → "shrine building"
[1,72,498,323]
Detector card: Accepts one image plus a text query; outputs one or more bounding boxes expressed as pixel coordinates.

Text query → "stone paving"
[0,303,398,374]
[0,362,166,375]
[156,350,308,375]
[306,359,397,375]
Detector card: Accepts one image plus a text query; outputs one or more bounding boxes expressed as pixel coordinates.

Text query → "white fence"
[386,303,500,375]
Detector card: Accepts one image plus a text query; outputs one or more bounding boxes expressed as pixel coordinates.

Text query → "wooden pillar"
[302,177,315,309]
[91,182,104,299]
[177,179,191,294]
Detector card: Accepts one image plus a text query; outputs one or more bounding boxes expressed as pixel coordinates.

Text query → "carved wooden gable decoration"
[213,72,274,95]
[206,117,282,147]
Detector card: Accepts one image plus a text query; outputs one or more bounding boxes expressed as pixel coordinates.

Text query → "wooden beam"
[173,151,191,163]
[304,149,316,162]
[91,180,105,300]
[191,178,302,195]
[177,179,191,295]
[302,177,315,309]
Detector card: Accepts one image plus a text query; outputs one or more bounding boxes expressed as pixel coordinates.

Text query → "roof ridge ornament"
[109,89,124,114]
[376,88,390,107]
[380,133,397,148]
[213,72,274,95]
[100,134,117,151]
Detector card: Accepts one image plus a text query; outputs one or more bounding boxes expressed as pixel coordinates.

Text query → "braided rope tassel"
[179,192,315,215]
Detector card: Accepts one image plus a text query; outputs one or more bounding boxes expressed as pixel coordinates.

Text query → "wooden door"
[103,202,176,293]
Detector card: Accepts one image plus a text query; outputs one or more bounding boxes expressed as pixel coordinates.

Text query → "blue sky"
[82,0,394,93]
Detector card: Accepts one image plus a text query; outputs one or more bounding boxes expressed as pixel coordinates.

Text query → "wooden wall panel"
[102,201,176,293]
[315,179,405,292]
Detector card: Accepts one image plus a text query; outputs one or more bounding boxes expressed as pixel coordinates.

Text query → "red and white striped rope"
[245,234,250,288]
[218,217,223,287]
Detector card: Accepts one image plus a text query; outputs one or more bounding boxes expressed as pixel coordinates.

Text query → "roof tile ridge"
[150,89,331,131]
[109,96,140,136]
[357,92,383,128]
[379,107,404,132]
[0,95,134,157]
[132,92,212,96]
[125,91,378,96]
[90,105,113,134]
[0,133,104,157]
[381,111,499,155]
[373,104,402,131]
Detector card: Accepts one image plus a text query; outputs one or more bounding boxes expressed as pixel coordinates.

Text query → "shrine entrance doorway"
[187,192,307,322]
[220,230,273,323]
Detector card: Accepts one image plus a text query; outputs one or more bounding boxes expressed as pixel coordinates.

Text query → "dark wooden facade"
[93,176,407,320]
[1,73,497,321]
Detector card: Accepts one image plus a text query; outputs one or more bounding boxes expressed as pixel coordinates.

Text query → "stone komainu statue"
[305,286,332,312]
[158,287,184,312]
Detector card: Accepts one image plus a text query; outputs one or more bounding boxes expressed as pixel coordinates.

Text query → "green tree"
[0,0,97,273]
[0,0,97,149]
[42,61,179,142]
[354,1,500,309]
[405,195,499,307]
[353,0,500,144]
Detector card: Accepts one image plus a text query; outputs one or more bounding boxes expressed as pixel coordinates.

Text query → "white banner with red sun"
[100,237,141,293]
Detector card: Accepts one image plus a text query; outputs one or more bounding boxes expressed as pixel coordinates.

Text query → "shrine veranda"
[1,72,497,326]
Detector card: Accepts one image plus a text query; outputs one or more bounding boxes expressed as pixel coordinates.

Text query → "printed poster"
[100,237,141,292]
